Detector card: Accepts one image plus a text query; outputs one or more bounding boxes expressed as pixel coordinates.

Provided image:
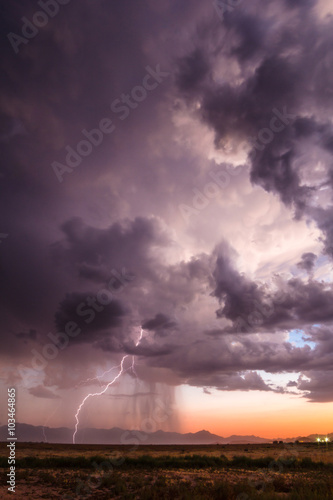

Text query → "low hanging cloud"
[187,371,275,393]
[29,385,60,400]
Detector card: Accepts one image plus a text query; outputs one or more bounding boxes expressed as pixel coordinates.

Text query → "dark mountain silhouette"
[1,423,331,444]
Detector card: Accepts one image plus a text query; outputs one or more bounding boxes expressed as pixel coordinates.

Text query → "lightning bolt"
[73,328,144,444]
[74,364,121,389]
[42,426,47,443]
[131,327,143,377]
[42,402,62,443]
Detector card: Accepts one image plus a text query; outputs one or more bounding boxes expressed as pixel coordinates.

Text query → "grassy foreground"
[0,442,332,499]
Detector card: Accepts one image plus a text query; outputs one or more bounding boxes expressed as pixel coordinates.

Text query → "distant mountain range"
[1,423,331,445]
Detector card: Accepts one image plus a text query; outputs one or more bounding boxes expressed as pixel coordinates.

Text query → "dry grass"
[1,441,332,461]
[0,442,332,499]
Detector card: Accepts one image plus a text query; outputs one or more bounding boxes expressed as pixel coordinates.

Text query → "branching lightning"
[74,364,121,389]
[73,328,144,444]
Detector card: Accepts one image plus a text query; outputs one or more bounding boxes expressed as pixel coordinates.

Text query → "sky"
[1,0,333,440]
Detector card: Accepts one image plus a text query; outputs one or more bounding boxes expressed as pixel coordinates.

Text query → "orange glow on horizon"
[178,388,333,439]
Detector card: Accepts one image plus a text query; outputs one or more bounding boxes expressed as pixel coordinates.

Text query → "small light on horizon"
[316,436,330,443]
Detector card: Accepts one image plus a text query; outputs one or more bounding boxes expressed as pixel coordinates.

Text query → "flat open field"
[1,442,333,499]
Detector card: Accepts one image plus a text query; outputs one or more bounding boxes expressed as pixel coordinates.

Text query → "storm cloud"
[1,0,333,429]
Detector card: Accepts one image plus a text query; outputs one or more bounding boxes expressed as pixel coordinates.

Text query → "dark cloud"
[188,371,273,393]
[16,329,37,341]
[54,292,126,344]
[211,242,333,333]
[123,339,176,358]
[137,321,333,401]
[111,391,157,399]
[52,216,168,283]
[142,313,177,335]
[176,49,210,92]
[151,336,312,377]
[29,385,60,399]
[297,252,317,275]
[212,241,267,326]
[297,371,333,402]
[311,206,333,258]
